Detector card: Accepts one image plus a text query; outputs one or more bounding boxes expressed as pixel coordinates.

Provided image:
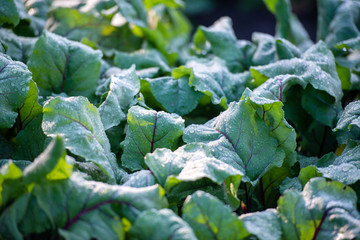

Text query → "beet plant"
[1,0,360,239]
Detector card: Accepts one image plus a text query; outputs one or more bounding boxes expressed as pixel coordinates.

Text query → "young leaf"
[278,178,360,239]
[0,53,32,129]
[121,106,185,171]
[28,31,102,99]
[182,191,250,240]
[129,209,197,240]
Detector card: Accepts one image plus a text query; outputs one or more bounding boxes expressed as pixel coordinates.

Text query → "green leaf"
[99,66,140,130]
[145,143,243,209]
[121,106,185,171]
[13,114,50,160]
[239,209,282,240]
[316,145,360,185]
[0,161,23,207]
[145,76,203,116]
[42,96,123,182]
[318,0,360,47]
[129,209,197,240]
[18,80,42,129]
[114,49,170,72]
[278,178,360,239]
[182,191,250,240]
[251,32,276,66]
[193,17,247,72]
[334,100,360,143]
[176,57,251,108]
[47,8,142,52]
[122,170,156,188]
[183,90,296,185]
[0,53,32,129]
[116,0,148,27]
[251,41,343,127]
[275,38,301,60]
[143,0,184,9]
[0,0,20,26]
[28,31,103,99]
[263,0,313,50]
[316,0,342,42]
[0,29,37,63]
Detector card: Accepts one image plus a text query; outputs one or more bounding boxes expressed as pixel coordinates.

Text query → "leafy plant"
[1,0,360,239]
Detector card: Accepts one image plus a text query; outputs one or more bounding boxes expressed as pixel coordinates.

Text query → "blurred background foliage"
[184,0,317,41]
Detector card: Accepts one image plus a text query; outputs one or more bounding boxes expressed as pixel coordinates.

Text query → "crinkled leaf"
[145,143,243,209]
[184,90,295,185]
[145,76,203,116]
[28,31,102,99]
[175,57,251,108]
[99,66,140,130]
[239,209,281,240]
[251,41,343,127]
[121,106,184,171]
[278,178,360,239]
[42,96,122,182]
[315,145,360,185]
[0,29,37,63]
[129,209,197,240]
[0,53,32,129]
[114,49,170,72]
[182,191,250,240]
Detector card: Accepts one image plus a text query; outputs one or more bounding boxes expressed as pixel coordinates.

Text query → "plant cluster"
[0,0,360,239]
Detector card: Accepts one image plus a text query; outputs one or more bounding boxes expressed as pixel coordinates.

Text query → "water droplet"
[21,87,25,91]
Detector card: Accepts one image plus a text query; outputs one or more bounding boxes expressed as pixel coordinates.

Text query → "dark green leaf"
[0,53,32,129]
[28,31,102,99]
[145,76,203,116]
[42,96,124,182]
[99,66,140,130]
[129,209,197,240]
[278,178,360,239]
[121,106,185,171]
[239,209,282,240]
